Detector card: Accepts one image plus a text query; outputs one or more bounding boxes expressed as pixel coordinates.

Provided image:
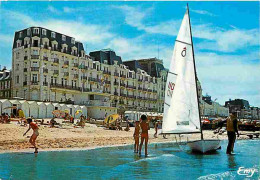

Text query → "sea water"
[0,140,259,180]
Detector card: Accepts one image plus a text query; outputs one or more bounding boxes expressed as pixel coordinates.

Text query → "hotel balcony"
[64,61,69,66]
[114,92,119,96]
[64,72,69,77]
[121,75,126,78]
[103,70,111,75]
[43,82,48,86]
[43,56,48,61]
[114,82,119,86]
[31,81,39,85]
[43,68,48,73]
[53,58,59,64]
[31,55,40,59]
[31,67,39,72]
[53,70,59,75]
[50,84,81,91]
[105,80,111,84]
[85,100,111,107]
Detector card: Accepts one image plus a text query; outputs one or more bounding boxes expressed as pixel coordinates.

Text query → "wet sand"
[0,122,258,153]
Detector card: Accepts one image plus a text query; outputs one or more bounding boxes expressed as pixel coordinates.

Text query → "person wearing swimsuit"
[139,115,149,157]
[133,120,140,153]
[23,118,39,153]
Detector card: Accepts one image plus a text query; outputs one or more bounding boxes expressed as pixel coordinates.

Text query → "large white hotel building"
[12,27,169,118]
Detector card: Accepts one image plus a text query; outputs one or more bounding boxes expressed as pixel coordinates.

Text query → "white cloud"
[47,5,61,14]
[114,5,260,53]
[190,9,217,17]
[0,34,13,44]
[196,52,260,106]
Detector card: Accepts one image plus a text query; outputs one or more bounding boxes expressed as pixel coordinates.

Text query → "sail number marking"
[167,82,175,97]
[181,47,186,57]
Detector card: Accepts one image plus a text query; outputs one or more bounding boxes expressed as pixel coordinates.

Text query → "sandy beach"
[0,121,258,153]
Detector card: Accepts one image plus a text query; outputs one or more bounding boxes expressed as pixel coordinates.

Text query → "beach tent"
[52,103,61,111]
[19,100,29,118]
[67,104,75,116]
[80,106,87,116]
[27,101,38,118]
[0,99,12,115]
[9,100,21,117]
[37,102,47,119]
[60,104,68,112]
[104,114,120,124]
[74,105,81,119]
[45,103,54,118]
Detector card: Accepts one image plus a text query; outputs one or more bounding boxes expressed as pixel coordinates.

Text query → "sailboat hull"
[187,140,221,153]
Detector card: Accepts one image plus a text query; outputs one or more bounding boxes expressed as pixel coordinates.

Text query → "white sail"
[162,10,201,134]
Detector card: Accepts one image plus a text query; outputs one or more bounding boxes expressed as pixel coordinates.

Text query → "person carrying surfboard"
[23,117,39,153]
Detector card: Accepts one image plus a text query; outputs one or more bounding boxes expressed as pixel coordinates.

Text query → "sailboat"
[161,5,221,153]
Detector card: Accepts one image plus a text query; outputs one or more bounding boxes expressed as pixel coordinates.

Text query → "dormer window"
[71,38,75,44]
[62,35,66,41]
[33,28,39,34]
[27,28,31,36]
[51,32,56,38]
[42,29,47,35]
[19,32,23,38]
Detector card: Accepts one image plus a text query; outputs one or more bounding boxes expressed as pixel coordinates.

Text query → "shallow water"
[0,140,259,180]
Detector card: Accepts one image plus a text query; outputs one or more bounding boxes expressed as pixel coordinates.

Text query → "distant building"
[225,99,250,113]
[0,67,12,98]
[89,49,123,65]
[124,58,166,78]
[201,95,229,117]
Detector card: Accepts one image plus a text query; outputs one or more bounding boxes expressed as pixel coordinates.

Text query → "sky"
[0,1,259,107]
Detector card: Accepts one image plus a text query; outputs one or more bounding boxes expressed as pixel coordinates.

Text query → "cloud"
[114,5,260,53]
[196,52,260,106]
[190,9,217,16]
[0,34,13,44]
[47,5,61,14]
[3,9,114,45]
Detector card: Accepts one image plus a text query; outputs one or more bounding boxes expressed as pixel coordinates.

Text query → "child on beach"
[139,115,150,157]
[133,120,140,153]
[23,118,39,153]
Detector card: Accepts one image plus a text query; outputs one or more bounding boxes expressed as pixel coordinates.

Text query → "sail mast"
[187,4,203,140]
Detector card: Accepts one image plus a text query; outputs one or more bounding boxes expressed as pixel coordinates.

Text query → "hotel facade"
[12,27,168,118]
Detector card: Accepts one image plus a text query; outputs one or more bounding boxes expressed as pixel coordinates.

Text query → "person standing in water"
[133,120,140,153]
[139,115,149,157]
[23,118,39,153]
[218,112,239,154]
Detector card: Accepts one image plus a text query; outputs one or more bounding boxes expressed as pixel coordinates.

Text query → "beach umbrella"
[75,110,82,115]
[104,114,120,124]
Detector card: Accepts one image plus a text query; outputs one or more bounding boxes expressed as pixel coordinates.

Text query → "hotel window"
[62,35,66,41]
[42,29,47,35]
[51,32,56,38]
[71,38,75,44]
[19,32,23,38]
[27,28,31,36]
[16,42,21,48]
[16,76,19,83]
[32,74,37,82]
[33,28,39,34]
